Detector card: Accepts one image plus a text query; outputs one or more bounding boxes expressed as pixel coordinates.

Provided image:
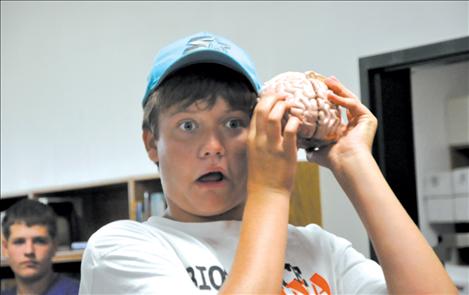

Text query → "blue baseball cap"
[142,32,261,107]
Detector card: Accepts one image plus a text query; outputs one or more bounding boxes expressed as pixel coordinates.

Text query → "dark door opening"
[359,36,469,261]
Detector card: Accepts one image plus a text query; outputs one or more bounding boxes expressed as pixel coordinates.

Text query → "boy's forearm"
[331,151,457,294]
[220,188,290,294]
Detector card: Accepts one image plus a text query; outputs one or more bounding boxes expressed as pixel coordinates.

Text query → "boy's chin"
[17,270,46,282]
[194,203,244,221]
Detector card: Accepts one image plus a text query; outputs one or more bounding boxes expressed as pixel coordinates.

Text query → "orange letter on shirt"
[310,273,331,295]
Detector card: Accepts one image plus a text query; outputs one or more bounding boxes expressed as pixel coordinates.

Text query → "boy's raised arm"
[311,77,458,294]
[220,93,301,294]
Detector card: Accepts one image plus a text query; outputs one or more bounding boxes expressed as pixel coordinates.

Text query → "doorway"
[359,36,469,261]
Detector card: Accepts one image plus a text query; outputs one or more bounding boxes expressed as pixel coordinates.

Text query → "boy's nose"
[24,240,35,256]
[199,133,225,158]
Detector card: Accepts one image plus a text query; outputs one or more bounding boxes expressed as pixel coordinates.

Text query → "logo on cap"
[183,35,231,55]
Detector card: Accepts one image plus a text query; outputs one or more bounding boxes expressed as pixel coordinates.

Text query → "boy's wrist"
[247,183,292,201]
[329,147,375,176]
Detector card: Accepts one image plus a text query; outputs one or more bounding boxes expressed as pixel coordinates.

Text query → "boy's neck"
[164,202,245,222]
[16,270,58,295]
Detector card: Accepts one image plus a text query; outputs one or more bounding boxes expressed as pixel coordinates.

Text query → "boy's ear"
[2,238,9,256]
[142,130,159,163]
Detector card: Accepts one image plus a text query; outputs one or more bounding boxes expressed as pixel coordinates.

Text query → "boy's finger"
[255,93,287,132]
[324,78,357,100]
[283,116,300,153]
[327,91,369,117]
[267,100,288,142]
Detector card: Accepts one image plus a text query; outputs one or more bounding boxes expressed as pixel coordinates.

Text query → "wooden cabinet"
[289,162,322,227]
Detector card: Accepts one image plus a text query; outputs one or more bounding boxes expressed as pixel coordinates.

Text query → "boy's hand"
[247,93,301,197]
[307,77,378,172]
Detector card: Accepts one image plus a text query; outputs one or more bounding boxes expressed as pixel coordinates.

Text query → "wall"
[1,1,468,256]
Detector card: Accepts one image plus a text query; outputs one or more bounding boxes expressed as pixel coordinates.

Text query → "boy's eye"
[12,238,25,245]
[225,119,244,129]
[178,120,197,132]
[33,237,48,245]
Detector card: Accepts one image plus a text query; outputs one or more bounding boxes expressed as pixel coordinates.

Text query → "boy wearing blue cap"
[79,32,456,294]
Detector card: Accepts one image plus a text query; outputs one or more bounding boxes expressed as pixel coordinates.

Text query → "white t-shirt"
[79,217,387,294]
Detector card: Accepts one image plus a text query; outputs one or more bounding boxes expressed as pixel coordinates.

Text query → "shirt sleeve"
[79,220,203,295]
[300,224,388,294]
[329,231,388,295]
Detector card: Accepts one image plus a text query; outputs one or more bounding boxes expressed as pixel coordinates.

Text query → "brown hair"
[142,63,258,137]
[2,199,57,240]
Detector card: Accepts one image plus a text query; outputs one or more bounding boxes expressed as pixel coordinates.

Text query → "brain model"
[261,70,345,151]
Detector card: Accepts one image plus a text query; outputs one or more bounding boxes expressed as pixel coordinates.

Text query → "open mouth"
[197,172,225,183]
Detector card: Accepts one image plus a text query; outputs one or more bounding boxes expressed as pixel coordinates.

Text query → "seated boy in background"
[79,32,457,294]
[2,199,80,295]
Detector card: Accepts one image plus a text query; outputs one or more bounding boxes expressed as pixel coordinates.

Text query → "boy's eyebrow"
[168,106,246,116]
[32,234,51,238]
[168,108,199,115]
[11,233,50,239]
[11,237,25,241]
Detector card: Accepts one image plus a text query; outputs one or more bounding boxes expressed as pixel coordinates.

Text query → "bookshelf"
[0,162,321,281]
[1,174,164,243]
[0,173,164,282]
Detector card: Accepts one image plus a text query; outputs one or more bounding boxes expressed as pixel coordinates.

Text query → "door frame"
[358,36,469,260]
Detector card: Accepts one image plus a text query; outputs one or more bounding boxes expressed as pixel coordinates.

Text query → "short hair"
[142,63,258,136]
[2,199,58,240]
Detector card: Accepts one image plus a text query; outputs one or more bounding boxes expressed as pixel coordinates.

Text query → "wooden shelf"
[0,173,164,278]
[52,249,84,264]
[1,173,161,199]
[1,249,84,268]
